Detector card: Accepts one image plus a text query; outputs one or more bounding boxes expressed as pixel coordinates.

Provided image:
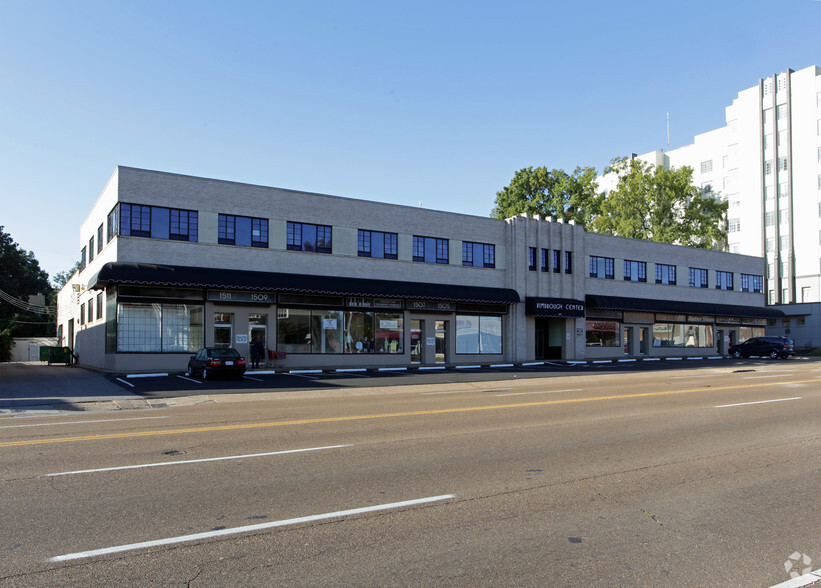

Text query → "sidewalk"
[0,362,143,414]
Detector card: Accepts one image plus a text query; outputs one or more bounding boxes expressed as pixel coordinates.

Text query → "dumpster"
[39,346,50,362]
[47,346,73,365]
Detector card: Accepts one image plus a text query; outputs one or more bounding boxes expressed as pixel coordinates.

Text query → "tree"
[592,157,728,249]
[0,227,53,358]
[491,166,602,226]
[52,261,83,290]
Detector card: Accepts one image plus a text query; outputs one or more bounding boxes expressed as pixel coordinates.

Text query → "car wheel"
[768,350,779,359]
[731,350,742,358]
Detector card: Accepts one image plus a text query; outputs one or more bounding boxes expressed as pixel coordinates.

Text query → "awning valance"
[585,294,784,319]
[89,262,520,305]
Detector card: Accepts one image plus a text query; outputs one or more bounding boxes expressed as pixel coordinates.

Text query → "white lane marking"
[284,373,318,380]
[671,375,715,379]
[715,397,802,408]
[768,567,821,588]
[115,378,135,388]
[743,374,794,379]
[0,416,168,430]
[455,365,482,369]
[497,388,583,397]
[45,445,352,477]
[48,494,456,562]
[242,375,263,382]
[126,373,168,379]
[177,375,202,383]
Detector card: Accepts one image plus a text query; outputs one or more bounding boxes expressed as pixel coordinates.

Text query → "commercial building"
[603,65,821,346]
[57,167,779,373]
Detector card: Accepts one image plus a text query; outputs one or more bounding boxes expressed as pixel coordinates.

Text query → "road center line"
[0,416,168,430]
[715,397,802,408]
[48,494,456,562]
[4,377,821,449]
[45,444,351,477]
[496,389,583,397]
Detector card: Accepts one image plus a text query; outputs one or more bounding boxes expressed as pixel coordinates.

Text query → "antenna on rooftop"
[666,112,670,152]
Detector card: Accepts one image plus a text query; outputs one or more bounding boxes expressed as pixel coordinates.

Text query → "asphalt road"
[0,360,819,586]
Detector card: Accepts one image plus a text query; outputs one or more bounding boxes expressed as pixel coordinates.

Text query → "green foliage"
[0,315,17,362]
[0,226,53,343]
[490,166,602,226]
[593,157,728,248]
[52,260,83,290]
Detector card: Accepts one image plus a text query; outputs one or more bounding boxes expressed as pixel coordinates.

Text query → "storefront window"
[279,309,403,354]
[345,311,374,353]
[117,303,203,352]
[277,309,311,353]
[375,313,403,353]
[652,323,714,347]
[456,315,502,354]
[312,310,344,354]
[586,320,620,347]
[738,326,765,341]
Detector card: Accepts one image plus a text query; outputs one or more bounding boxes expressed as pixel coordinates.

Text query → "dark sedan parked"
[186,347,247,379]
[728,336,795,359]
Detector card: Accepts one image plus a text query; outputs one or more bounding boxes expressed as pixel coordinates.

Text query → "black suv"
[728,336,795,359]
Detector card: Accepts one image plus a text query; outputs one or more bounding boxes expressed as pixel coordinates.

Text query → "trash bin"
[47,346,73,365]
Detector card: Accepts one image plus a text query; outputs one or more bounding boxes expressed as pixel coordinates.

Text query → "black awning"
[585,294,784,319]
[89,262,520,304]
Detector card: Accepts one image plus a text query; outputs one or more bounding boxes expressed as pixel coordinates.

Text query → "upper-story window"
[219,214,267,247]
[117,203,198,242]
[552,250,561,273]
[96,225,103,253]
[107,207,118,243]
[564,251,572,274]
[655,263,676,285]
[413,235,448,264]
[462,242,495,268]
[589,256,614,279]
[540,248,548,272]
[120,203,152,237]
[358,230,398,259]
[741,273,763,293]
[700,160,713,174]
[171,210,199,242]
[716,270,734,291]
[623,260,647,282]
[689,267,708,288]
[287,221,331,253]
[80,246,87,271]
[88,236,95,262]
[528,247,536,271]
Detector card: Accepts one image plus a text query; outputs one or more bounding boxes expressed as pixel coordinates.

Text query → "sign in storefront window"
[278,309,403,354]
[652,323,714,347]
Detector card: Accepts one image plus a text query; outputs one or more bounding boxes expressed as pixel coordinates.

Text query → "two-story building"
[57,167,780,373]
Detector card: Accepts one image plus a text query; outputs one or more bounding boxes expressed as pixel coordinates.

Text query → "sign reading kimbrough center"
[525,297,585,318]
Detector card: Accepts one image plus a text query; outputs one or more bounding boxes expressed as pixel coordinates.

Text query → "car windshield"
[209,349,240,358]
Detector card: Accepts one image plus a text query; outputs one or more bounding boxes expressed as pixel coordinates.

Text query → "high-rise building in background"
[610,65,821,308]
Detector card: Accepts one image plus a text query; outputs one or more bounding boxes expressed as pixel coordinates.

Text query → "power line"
[0,289,56,315]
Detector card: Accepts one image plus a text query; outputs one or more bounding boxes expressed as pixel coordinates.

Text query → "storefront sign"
[347,297,403,309]
[525,297,585,318]
[236,334,248,344]
[409,300,456,312]
[207,290,276,304]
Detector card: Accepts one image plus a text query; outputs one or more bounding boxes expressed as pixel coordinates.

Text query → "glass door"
[435,320,447,363]
[411,320,423,363]
[214,312,233,348]
[623,326,633,355]
[639,327,649,355]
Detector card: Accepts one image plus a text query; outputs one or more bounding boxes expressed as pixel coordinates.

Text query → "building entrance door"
[249,313,267,366]
[716,329,724,355]
[640,327,649,355]
[214,313,233,348]
[411,320,423,363]
[623,327,633,355]
[435,320,447,364]
[535,318,563,360]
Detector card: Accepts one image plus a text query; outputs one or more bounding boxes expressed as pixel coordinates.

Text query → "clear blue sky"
[1,0,819,280]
